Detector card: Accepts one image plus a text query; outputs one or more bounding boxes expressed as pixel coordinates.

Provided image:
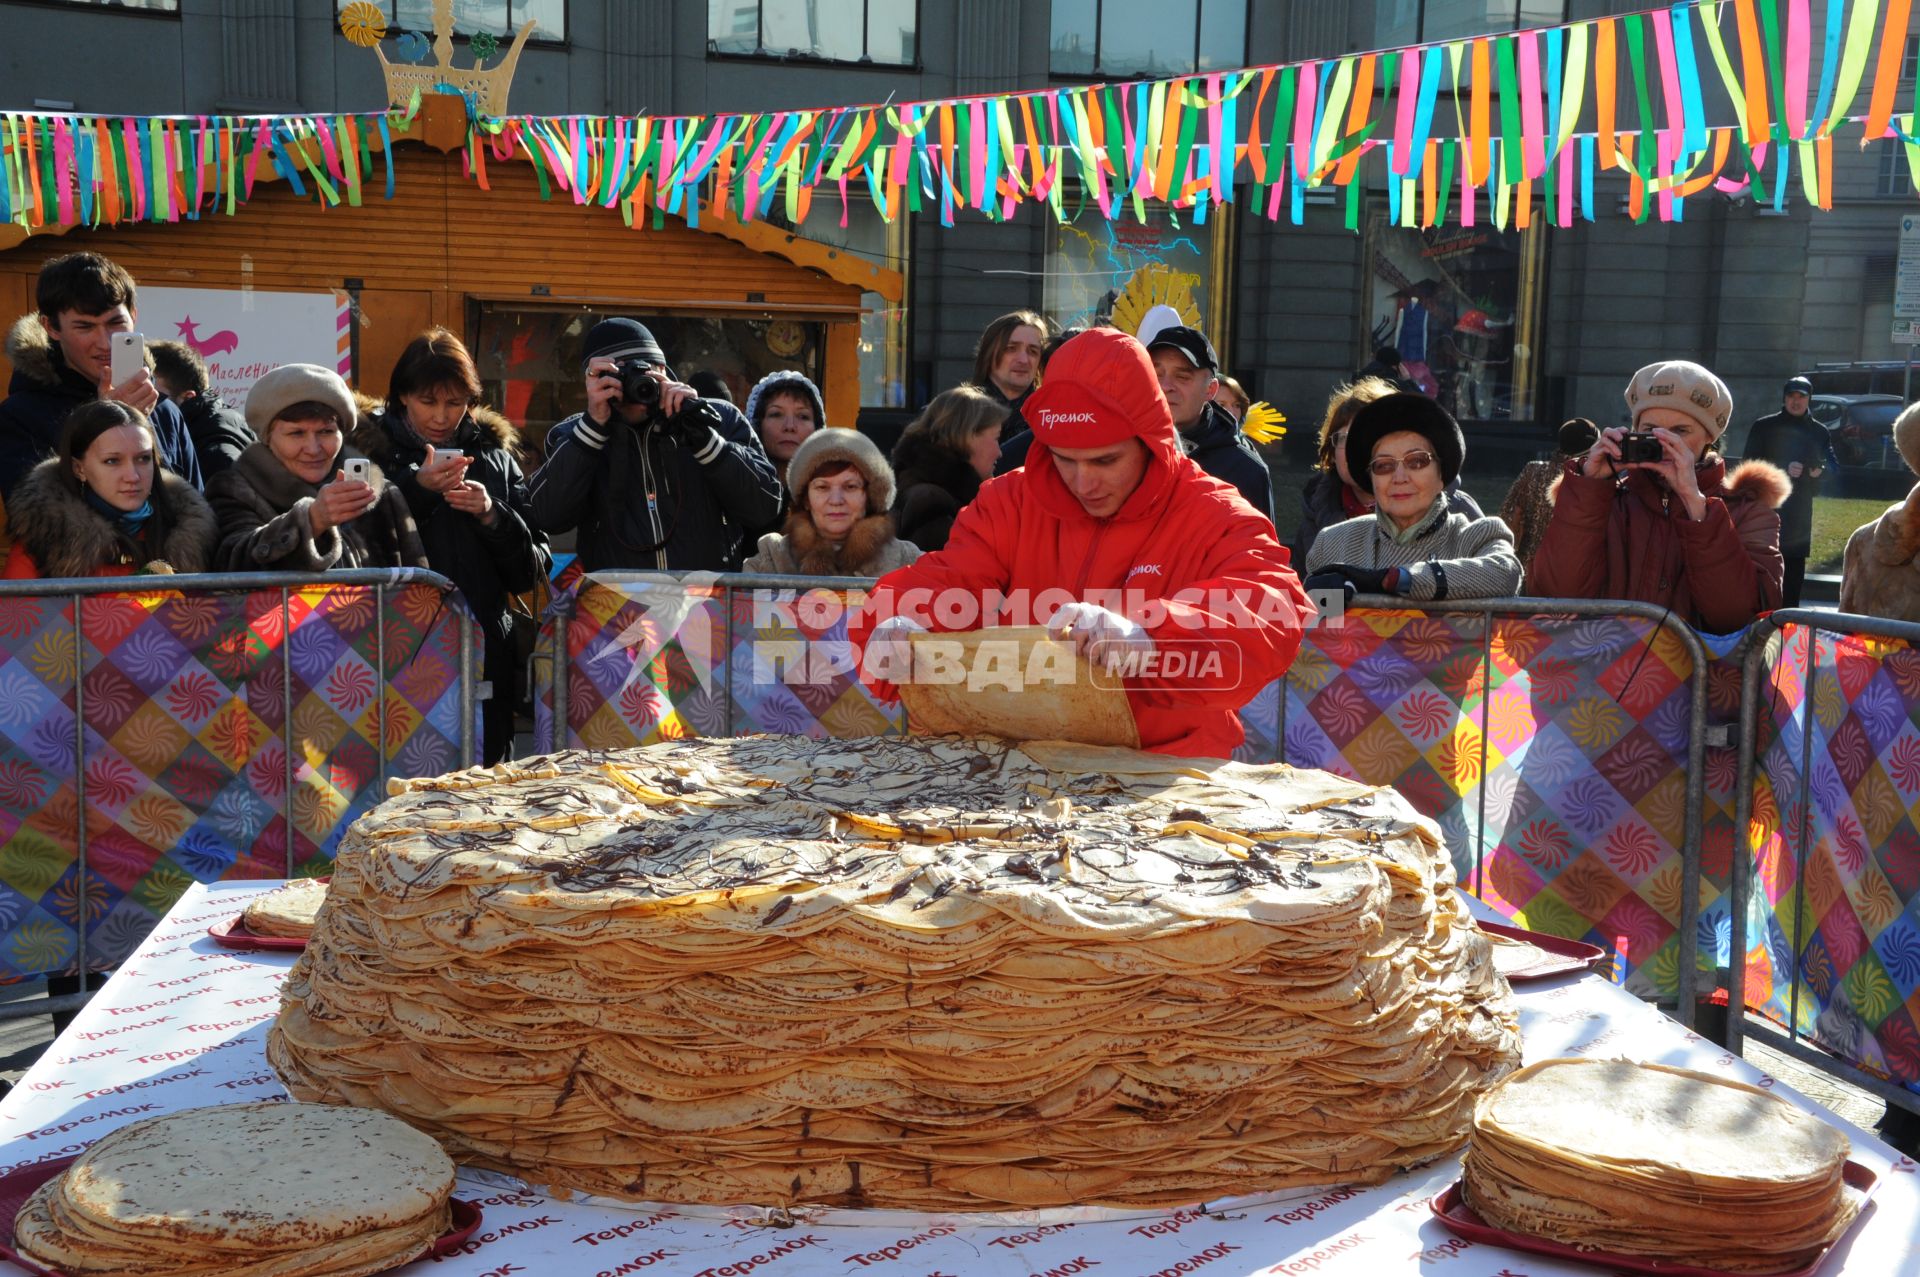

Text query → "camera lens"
[616,362,661,407]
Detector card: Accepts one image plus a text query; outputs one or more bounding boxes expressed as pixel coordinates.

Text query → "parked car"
[1810,393,1906,467]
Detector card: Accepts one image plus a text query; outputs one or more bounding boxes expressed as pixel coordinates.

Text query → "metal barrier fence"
[0,569,479,999]
[1731,610,1920,1115]
[534,574,1722,1025]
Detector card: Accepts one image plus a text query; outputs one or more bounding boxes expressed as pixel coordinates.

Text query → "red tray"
[206,916,308,952]
[1479,920,1609,983]
[1431,1160,1880,1277]
[0,1154,480,1275]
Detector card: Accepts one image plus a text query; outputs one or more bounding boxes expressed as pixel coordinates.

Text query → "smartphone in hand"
[342,458,373,484]
[110,332,146,387]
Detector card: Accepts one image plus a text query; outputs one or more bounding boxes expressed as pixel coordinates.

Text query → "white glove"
[865,614,925,682]
[1046,601,1153,674]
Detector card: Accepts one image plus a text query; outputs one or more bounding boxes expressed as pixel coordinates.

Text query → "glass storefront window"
[1362,1,1565,47]
[1364,214,1542,423]
[789,197,910,410]
[1049,0,1245,79]
[1043,203,1227,345]
[470,307,824,459]
[708,0,918,64]
[349,0,564,42]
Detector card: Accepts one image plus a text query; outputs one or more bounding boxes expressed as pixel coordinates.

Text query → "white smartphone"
[343,457,373,484]
[109,331,145,387]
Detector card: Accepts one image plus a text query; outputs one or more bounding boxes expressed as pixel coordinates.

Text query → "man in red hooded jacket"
[849,328,1311,759]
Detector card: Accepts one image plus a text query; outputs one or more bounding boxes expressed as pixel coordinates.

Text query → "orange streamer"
[1734,0,1773,143]
[1865,0,1916,142]
[1153,84,1185,200]
[1470,40,1492,185]
[1334,54,1376,185]
[1245,68,1276,184]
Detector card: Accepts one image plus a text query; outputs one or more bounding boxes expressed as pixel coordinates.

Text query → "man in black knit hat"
[528,318,781,571]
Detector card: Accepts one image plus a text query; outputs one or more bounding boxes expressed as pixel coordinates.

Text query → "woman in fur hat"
[890,385,1008,552]
[353,329,550,764]
[1841,402,1920,618]
[1532,360,1788,633]
[743,428,920,577]
[1303,393,1522,601]
[3,400,215,578]
[208,364,428,573]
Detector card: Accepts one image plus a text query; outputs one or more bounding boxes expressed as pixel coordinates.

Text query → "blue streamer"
[76,125,94,224]
[1407,44,1444,179]
[1670,5,1708,157]
[1387,142,1401,222]
[378,116,395,199]
[1807,0,1845,139]
[268,122,305,198]
[0,123,11,225]
[1772,141,1790,210]
[1545,26,1563,163]
[1289,142,1305,222]
[1580,134,1595,221]
[1220,81,1237,204]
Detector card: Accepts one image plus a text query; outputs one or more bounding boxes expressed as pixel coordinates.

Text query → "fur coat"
[1841,486,1920,620]
[207,441,428,573]
[742,510,920,578]
[2,459,215,579]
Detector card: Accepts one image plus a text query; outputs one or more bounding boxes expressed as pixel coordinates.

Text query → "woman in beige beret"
[208,364,427,573]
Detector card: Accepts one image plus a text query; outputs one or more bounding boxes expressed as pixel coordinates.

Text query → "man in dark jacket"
[149,339,256,480]
[0,253,202,503]
[1743,375,1825,606]
[528,318,781,572]
[1146,325,1276,526]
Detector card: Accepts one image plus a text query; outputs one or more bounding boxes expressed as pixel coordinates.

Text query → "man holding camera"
[1532,360,1787,634]
[528,318,781,572]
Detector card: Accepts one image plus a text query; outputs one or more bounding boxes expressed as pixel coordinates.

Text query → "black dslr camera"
[608,360,662,410]
[1618,432,1665,464]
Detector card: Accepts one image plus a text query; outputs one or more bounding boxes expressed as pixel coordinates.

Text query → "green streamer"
[1759,0,1787,142]
[1495,36,1523,184]
[1624,13,1656,181]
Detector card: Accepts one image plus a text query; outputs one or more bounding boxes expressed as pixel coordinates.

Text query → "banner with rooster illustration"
[138,287,352,404]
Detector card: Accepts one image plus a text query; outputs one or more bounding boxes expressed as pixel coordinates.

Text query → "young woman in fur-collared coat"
[742,428,920,577]
[3,400,215,579]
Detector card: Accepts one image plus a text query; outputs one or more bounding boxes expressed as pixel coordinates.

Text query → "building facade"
[0,0,1913,462]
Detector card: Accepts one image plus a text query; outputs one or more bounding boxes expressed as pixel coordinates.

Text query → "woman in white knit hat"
[742,428,920,577]
[208,363,427,573]
[1532,360,1788,633]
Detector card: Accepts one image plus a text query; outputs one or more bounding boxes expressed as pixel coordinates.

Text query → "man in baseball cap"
[1742,375,1828,605]
[527,317,780,571]
[851,328,1310,759]
[1144,324,1275,525]
[1532,359,1788,632]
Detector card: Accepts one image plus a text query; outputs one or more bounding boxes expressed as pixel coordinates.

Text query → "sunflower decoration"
[1240,402,1288,445]
[469,29,500,62]
[338,1,388,47]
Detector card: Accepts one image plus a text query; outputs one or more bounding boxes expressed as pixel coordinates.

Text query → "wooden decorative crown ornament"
[370,0,535,117]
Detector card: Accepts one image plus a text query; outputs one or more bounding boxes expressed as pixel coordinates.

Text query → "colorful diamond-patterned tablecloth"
[1748,625,1920,1092]
[0,581,476,980]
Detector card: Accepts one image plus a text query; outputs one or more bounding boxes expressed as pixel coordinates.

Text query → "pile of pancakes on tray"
[14,1102,454,1276]
[1462,1059,1860,1274]
[269,735,1520,1210]
[242,877,329,939]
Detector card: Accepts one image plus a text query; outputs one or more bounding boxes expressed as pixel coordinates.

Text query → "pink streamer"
[969,100,988,208]
[313,118,341,180]
[1208,76,1225,202]
[1786,0,1811,140]
[125,120,146,220]
[1460,155,1475,227]
[656,121,678,209]
[1393,48,1420,175]
[1657,131,1676,221]
[1292,62,1317,181]
[1650,13,1685,155]
[1518,33,1545,179]
[53,120,76,226]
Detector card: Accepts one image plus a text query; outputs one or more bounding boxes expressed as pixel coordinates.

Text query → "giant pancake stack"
[268,736,1520,1210]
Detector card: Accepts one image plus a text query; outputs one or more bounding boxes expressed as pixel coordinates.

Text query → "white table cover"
[2,881,1916,1277]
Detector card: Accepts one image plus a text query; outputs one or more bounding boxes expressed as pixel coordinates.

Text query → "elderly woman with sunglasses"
[1302,393,1521,602]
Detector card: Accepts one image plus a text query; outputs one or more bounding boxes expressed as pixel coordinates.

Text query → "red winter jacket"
[1530,455,1789,634]
[850,329,1310,758]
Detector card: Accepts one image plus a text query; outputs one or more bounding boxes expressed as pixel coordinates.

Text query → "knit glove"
[1046,601,1154,674]
[659,396,725,457]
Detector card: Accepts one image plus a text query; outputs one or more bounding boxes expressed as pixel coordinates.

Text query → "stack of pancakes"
[14,1102,454,1275]
[269,736,1520,1210]
[1463,1059,1858,1273]
[242,877,329,938]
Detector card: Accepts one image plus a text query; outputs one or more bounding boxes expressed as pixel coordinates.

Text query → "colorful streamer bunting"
[3,0,1919,242]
